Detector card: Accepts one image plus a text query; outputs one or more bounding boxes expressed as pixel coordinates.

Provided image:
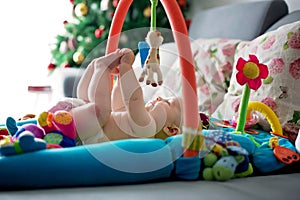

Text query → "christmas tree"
[48,0,190,72]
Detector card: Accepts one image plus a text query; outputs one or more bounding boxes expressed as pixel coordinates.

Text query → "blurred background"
[0,0,299,122]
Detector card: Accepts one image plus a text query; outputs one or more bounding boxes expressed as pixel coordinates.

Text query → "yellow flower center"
[243,62,259,79]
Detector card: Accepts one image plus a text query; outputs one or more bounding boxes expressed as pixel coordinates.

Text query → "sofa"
[1,0,300,199]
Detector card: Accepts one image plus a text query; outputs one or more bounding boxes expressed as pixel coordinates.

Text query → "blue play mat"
[0,122,297,189]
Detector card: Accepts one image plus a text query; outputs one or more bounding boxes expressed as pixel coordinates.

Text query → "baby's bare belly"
[102,112,156,142]
[102,113,137,142]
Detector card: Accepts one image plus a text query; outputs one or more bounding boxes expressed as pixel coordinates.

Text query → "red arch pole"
[106,0,201,157]
[106,0,133,88]
[106,0,133,54]
[160,0,200,157]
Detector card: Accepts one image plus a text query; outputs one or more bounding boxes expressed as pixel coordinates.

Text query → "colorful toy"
[38,110,76,148]
[269,136,300,165]
[246,101,283,135]
[230,55,300,170]
[234,54,269,134]
[0,131,46,156]
[6,117,45,139]
[232,111,259,130]
[202,153,245,181]
[138,41,150,68]
[0,117,47,156]
[0,109,76,155]
[138,30,164,87]
[201,130,253,181]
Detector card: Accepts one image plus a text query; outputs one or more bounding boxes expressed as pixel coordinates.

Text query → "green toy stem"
[150,0,158,30]
[235,84,251,133]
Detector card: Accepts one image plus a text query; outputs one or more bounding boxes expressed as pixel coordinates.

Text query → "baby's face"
[145,96,182,126]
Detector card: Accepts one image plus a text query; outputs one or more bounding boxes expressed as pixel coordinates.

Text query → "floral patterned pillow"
[151,38,241,115]
[212,21,300,140]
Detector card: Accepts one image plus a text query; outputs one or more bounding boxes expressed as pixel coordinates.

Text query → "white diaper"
[81,129,105,145]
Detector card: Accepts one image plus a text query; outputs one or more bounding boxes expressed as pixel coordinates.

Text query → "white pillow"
[212,21,300,138]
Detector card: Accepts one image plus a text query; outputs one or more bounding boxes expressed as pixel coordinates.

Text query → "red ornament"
[48,63,56,71]
[69,0,74,4]
[63,63,71,68]
[94,28,105,38]
[185,19,191,29]
[110,12,115,18]
[63,20,68,25]
[0,128,8,136]
[178,0,187,7]
[113,0,119,7]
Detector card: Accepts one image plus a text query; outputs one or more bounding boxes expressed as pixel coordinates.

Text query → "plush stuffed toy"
[0,111,77,156]
[202,153,244,181]
[0,131,47,156]
[0,118,47,156]
[38,110,76,148]
[202,142,253,181]
[6,117,45,139]
[138,30,164,87]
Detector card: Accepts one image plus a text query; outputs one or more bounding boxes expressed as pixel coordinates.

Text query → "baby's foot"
[94,49,124,71]
[120,48,135,65]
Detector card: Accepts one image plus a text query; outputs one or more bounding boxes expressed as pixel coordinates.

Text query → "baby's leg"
[77,60,95,102]
[71,102,105,144]
[118,49,153,129]
[88,49,123,125]
[77,49,123,102]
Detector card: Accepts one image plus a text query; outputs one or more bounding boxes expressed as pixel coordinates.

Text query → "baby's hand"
[113,49,134,75]
[110,48,134,75]
[95,49,124,73]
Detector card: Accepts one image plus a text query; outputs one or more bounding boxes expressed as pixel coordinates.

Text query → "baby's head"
[145,96,183,139]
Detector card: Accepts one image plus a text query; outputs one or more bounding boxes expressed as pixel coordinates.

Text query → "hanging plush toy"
[138,30,164,87]
[138,0,164,87]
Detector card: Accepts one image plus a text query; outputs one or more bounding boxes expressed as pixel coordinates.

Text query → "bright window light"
[0,0,72,122]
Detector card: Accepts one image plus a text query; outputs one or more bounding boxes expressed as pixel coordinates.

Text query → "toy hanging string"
[150,0,158,63]
[150,0,158,31]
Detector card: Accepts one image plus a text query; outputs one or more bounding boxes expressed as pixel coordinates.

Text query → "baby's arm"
[118,49,156,137]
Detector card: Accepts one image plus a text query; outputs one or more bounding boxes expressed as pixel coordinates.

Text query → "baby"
[39,48,182,145]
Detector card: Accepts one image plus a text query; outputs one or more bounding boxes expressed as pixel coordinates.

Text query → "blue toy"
[138,41,150,67]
